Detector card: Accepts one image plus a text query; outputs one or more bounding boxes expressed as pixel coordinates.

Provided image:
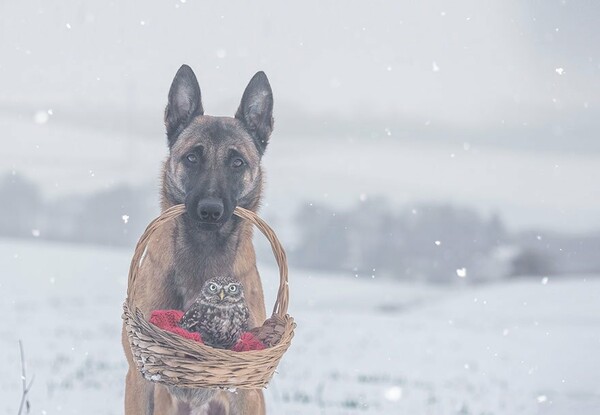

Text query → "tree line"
[2,173,599,283]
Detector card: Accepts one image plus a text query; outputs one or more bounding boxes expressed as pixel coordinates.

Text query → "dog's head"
[162,65,273,231]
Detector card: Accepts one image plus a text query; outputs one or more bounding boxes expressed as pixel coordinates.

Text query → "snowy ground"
[1,238,599,414]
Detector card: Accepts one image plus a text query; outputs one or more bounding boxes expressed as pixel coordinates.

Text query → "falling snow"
[384,386,403,402]
[34,110,49,124]
[1,3,599,414]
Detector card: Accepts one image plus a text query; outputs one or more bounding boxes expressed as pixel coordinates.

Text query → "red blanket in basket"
[149,310,265,352]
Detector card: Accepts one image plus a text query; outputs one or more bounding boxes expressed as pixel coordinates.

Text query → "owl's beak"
[219,290,225,301]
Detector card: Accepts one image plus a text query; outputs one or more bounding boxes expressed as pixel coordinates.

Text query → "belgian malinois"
[122,64,274,415]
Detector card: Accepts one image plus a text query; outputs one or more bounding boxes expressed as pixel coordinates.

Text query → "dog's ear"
[235,71,274,155]
[165,64,204,145]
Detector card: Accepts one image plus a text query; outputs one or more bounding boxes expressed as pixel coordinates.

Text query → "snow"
[33,111,50,125]
[384,386,402,402]
[1,238,599,414]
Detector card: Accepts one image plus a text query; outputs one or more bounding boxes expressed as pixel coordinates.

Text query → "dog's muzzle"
[196,198,224,223]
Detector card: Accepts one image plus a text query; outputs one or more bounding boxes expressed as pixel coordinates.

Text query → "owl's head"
[201,276,245,304]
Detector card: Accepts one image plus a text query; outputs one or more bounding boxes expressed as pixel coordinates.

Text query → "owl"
[179,276,250,349]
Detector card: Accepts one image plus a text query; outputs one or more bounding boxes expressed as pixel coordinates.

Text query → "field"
[1,238,599,414]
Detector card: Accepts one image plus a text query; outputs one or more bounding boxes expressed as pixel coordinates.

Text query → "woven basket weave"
[122,204,295,389]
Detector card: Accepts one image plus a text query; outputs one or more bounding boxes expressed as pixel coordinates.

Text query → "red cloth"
[149,310,202,342]
[232,332,266,352]
[149,310,265,352]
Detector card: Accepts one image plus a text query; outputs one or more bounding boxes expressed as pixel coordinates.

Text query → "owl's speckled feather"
[180,276,250,349]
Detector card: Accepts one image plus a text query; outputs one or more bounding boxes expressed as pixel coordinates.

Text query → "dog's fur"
[122,65,274,415]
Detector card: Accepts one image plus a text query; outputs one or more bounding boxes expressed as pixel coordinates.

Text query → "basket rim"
[126,204,290,321]
[123,302,296,389]
[124,302,295,356]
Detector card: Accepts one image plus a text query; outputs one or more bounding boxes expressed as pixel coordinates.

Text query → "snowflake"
[384,386,402,402]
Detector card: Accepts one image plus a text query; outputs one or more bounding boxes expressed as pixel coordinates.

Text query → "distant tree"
[344,198,393,275]
[510,248,555,277]
[293,203,349,270]
[0,173,42,237]
[291,199,513,283]
[70,184,157,247]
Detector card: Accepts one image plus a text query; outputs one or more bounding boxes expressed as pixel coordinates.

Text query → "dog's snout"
[197,198,224,222]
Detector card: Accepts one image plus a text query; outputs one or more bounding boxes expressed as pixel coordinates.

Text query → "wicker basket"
[122,204,295,389]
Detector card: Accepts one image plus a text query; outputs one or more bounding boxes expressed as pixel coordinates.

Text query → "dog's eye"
[231,158,245,168]
[209,283,218,292]
[186,153,199,163]
[228,285,238,293]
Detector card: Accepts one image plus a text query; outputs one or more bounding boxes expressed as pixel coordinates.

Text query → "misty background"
[2,2,600,415]
[1,0,599,282]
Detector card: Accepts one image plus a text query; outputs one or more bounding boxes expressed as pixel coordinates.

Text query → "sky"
[1,1,598,125]
[0,0,599,232]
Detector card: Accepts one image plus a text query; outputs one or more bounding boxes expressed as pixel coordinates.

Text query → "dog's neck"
[160,186,261,309]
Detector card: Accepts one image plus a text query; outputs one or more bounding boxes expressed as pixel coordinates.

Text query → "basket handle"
[233,206,289,318]
[126,204,289,319]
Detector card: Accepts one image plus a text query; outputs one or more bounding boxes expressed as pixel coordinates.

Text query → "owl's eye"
[209,283,218,292]
[228,285,238,293]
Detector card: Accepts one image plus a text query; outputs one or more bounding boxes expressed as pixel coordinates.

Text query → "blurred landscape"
[2,171,600,283]
[1,1,599,414]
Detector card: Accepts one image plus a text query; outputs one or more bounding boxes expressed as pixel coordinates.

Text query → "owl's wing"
[241,303,251,331]
[180,306,201,331]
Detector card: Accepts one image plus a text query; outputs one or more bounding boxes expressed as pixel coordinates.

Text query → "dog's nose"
[197,198,224,222]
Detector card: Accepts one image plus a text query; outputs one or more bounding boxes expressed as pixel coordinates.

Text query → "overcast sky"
[1,0,598,127]
[1,1,599,232]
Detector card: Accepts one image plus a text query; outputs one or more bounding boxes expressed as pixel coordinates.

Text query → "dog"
[122,64,274,415]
